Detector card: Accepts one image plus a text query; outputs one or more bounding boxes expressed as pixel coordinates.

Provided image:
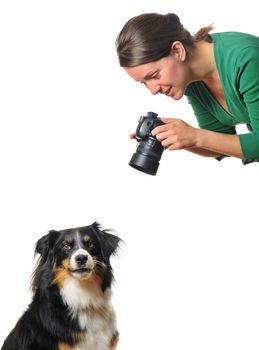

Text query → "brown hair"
[116,13,213,67]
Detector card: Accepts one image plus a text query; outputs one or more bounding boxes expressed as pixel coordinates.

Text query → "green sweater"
[185,32,259,164]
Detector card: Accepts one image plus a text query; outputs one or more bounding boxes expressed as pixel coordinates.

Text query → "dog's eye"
[63,243,71,252]
[86,240,94,250]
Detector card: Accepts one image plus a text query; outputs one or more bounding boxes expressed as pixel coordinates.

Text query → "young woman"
[116,13,259,164]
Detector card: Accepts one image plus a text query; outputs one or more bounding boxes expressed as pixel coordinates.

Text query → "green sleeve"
[237,47,259,162]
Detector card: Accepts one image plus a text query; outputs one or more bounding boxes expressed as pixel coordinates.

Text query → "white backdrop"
[0,1,258,349]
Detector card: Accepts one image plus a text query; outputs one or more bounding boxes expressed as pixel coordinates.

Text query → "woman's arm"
[195,127,242,158]
[152,118,243,159]
[185,147,222,158]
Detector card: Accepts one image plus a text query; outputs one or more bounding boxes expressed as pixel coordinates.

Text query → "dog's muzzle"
[70,249,94,277]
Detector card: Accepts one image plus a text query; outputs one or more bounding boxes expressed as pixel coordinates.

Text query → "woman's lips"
[165,87,173,96]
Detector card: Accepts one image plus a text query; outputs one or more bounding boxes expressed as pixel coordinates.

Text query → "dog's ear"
[35,230,59,261]
[91,222,121,260]
[31,230,60,293]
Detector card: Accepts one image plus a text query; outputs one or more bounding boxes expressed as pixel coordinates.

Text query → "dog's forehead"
[78,227,96,242]
[60,227,95,241]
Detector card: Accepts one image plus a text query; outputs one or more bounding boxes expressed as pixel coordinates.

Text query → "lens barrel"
[129,137,164,175]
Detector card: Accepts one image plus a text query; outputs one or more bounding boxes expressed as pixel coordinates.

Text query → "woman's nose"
[146,81,160,95]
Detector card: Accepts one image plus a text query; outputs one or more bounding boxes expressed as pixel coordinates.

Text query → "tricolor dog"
[1,222,121,350]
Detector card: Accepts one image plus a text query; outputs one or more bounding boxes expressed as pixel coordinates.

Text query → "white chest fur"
[76,310,116,350]
[60,277,117,350]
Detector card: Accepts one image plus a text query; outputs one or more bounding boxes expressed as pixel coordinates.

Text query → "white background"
[0,1,258,349]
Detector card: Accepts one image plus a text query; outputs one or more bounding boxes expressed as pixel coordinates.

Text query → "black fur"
[1,222,120,350]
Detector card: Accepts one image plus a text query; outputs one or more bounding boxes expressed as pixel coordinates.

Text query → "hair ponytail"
[193,24,214,42]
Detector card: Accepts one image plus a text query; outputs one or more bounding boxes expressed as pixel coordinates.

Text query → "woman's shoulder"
[212,31,259,49]
[213,31,259,69]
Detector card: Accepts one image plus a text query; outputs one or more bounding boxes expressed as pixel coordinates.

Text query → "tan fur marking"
[53,259,70,288]
[83,234,90,241]
[58,342,75,350]
[110,333,119,350]
[65,235,73,243]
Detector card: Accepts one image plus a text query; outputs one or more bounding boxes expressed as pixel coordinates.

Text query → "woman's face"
[123,43,190,100]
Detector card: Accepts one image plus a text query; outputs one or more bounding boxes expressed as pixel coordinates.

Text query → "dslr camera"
[129,111,164,176]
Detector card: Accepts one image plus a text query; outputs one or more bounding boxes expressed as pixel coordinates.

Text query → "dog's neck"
[59,273,113,315]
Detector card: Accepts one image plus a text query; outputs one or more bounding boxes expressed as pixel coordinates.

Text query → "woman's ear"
[171,41,186,62]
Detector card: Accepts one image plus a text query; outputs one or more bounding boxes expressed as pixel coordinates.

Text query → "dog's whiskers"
[93,258,106,268]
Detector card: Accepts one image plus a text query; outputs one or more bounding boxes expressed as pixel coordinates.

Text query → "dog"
[1,222,121,350]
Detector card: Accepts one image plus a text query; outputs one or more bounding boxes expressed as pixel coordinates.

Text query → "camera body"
[129,111,164,175]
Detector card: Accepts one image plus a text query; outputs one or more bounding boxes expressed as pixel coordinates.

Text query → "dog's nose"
[75,254,88,266]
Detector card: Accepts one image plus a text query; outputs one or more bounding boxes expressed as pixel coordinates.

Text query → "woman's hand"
[151,117,199,150]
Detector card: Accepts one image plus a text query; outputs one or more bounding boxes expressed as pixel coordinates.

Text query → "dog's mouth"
[70,267,93,276]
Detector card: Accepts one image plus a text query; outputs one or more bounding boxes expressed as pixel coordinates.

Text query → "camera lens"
[129,137,164,175]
